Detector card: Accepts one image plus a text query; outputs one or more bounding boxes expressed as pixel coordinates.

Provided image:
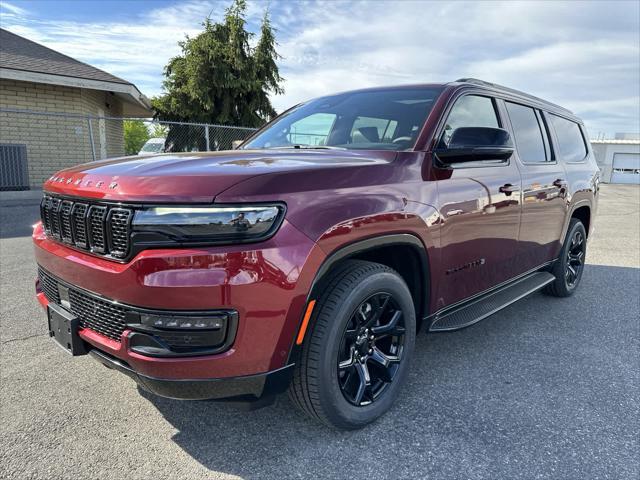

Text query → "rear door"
[434,94,522,307]
[501,101,568,272]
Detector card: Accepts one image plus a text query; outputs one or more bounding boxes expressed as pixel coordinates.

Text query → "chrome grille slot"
[40,197,51,234]
[71,203,88,248]
[87,205,107,254]
[49,197,62,240]
[60,200,74,243]
[107,209,132,258]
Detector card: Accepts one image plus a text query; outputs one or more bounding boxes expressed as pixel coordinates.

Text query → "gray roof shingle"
[0,28,131,85]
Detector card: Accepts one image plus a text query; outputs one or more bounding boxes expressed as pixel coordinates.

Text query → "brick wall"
[0,79,126,188]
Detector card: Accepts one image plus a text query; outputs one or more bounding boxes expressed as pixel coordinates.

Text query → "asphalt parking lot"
[1,184,638,480]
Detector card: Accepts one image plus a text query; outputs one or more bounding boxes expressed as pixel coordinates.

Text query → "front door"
[433,94,522,308]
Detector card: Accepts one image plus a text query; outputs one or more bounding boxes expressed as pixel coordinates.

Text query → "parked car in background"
[34,78,599,429]
[138,137,166,156]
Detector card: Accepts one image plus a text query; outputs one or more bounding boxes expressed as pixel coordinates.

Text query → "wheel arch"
[561,200,592,244]
[286,233,430,370]
[309,233,430,327]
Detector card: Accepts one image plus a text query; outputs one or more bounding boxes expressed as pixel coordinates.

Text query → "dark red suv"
[34,78,599,429]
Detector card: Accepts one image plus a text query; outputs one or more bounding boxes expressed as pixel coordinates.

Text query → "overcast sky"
[1,0,638,137]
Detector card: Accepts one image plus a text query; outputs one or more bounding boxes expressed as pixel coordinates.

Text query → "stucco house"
[0,28,152,189]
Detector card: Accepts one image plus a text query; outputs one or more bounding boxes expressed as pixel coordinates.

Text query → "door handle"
[499,183,518,196]
[553,178,568,188]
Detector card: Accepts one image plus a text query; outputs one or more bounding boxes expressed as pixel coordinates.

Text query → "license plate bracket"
[47,304,87,356]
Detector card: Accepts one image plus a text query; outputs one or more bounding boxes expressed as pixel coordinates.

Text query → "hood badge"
[49,177,118,190]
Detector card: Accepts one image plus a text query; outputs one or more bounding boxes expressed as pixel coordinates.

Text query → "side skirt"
[427,269,555,332]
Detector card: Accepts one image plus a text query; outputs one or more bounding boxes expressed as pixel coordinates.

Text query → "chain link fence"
[0,108,257,190]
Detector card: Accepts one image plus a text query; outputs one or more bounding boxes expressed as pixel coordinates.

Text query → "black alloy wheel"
[337,293,406,406]
[544,218,587,297]
[565,229,585,288]
[289,260,416,429]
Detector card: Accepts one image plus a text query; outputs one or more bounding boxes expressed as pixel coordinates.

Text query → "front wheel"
[289,260,416,430]
[544,218,587,297]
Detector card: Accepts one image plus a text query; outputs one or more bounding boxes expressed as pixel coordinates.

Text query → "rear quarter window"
[549,114,587,162]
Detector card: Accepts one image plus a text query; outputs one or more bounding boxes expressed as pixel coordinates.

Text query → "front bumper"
[90,348,294,401]
[33,218,325,394]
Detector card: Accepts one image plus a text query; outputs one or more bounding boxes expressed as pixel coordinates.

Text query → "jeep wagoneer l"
[34,78,599,429]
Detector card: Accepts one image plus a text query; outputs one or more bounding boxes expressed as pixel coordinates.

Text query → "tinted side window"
[505,102,547,163]
[441,95,499,145]
[549,114,587,162]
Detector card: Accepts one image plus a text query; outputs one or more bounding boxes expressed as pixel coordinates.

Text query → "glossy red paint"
[34,220,325,378]
[43,149,396,203]
[33,81,599,397]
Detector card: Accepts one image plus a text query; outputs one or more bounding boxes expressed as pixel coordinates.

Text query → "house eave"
[0,67,153,117]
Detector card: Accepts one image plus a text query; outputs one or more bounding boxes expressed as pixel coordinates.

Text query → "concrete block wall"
[0,79,126,188]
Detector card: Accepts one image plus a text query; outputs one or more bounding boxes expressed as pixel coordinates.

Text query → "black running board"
[429,271,555,332]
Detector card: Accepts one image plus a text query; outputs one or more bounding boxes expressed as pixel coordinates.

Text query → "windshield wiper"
[265,145,347,150]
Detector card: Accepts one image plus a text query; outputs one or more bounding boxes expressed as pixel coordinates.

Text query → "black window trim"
[503,99,558,166]
[546,111,589,164]
[432,90,511,169]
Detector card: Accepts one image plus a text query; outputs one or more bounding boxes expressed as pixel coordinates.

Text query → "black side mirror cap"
[435,127,514,164]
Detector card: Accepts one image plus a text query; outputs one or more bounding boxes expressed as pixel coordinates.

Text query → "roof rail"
[452,78,573,115]
[454,78,498,87]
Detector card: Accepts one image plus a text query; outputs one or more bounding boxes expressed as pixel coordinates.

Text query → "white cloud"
[0,1,27,15]
[1,0,638,137]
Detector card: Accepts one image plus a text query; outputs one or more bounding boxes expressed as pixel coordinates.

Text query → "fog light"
[140,314,225,330]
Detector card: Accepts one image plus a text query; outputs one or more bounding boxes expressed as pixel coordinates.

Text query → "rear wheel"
[289,260,416,430]
[544,218,587,297]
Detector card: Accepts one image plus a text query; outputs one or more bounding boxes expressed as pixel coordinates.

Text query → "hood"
[43,149,396,203]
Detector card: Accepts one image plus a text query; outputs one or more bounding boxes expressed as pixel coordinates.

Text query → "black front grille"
[87,206,107,253]
[107,209,132,258]
[60,200,73,243]
[71,203,88,248]
[40,194,133,260]
[38,268,60,304]
[38,268,126,341]
[68,289,127,341]
[37,267,237,354]
[49,197,62,240]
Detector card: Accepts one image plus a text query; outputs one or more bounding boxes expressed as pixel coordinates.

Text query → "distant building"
[614,132,640,141]
[0,28,152,189]
[591,135,640,184]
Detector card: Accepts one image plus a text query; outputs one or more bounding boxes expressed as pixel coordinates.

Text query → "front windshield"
[242,87,443,151]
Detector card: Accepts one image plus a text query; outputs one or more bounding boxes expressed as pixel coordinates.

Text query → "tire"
[289,260,416,430]
[544,218,587,297]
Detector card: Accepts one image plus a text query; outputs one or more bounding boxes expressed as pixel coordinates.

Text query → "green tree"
[123,120,150,155]
[152,0,283,151]
[150,123,168,138]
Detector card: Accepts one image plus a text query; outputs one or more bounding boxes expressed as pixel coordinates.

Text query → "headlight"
[132,204,285,246]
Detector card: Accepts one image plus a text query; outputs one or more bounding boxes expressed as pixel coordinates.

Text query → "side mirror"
[231,140,244,150]
[435,127,514,164]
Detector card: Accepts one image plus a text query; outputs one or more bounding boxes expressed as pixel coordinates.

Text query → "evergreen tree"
[152,0,283,151]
